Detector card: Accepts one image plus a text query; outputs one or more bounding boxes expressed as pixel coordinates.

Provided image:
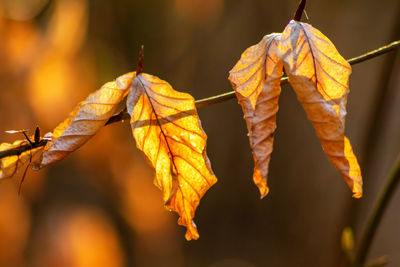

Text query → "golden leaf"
[0,140,43,179]
[37,72,135,167]
[127,73,217,240]
[229,34,282,198]
[280,20,362,198]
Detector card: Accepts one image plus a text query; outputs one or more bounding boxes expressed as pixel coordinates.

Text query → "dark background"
[0,0,399,266]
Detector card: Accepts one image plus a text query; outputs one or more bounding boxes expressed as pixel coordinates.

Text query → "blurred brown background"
[0,0,399,266]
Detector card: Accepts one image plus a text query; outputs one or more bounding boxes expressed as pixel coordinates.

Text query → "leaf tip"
[258,185,270,199]
[259,188,269,199]
[350,177,363,198]
[253,169,270,199]
[184,220,200,241]
[352,191,362,199]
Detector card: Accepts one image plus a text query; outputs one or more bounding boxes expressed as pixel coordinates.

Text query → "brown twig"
[0,139,47,159]
[0,40,399,160]
[348,40,400,65]
[136,45,144,75]
[195,41,400,108]
[293,0,306,22]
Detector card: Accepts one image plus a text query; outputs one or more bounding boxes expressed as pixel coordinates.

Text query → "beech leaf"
[280,20,362,198]
[229,34,283,198]
[127,73,217,240]
[36,72,135,167]
[229,20,363,198]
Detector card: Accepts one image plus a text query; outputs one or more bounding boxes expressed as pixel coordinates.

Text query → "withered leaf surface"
[0,140,43,179]
[37,72,135,167]
[280,20,362,198]
[127,73,217,240]
[229,34,282,198]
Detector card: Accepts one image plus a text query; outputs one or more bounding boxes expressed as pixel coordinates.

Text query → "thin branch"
[348,40,400,65]
[0,140,47,159]
[353,153,400,266]
[196,40,400,108]
[195,77,290,108]
[0,40,399,160]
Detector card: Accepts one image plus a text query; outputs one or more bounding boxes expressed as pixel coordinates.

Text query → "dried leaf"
[127,73,217,240]
[280,20,362,198]
[229,34,282,198]
[36,72,135,167]
[0,140,43,179]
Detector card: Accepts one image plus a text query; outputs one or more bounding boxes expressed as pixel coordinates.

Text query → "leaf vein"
[175,155,211,187]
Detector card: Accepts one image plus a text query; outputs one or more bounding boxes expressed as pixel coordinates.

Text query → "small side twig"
[0,40,399,160]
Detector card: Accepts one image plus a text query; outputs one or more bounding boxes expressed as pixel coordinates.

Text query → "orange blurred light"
[173,0,223,24]
[31,207,125,267]
[0,182,30,267]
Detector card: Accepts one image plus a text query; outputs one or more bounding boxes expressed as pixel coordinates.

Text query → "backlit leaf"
[36,72,135,167]
[280,20,362,198]
[127,73,217,240]
[229,34,282,198]
[229,19,362,198]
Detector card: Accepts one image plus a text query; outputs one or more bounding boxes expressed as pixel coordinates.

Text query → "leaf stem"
[353,153,400,266]
[0,40,399,159]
